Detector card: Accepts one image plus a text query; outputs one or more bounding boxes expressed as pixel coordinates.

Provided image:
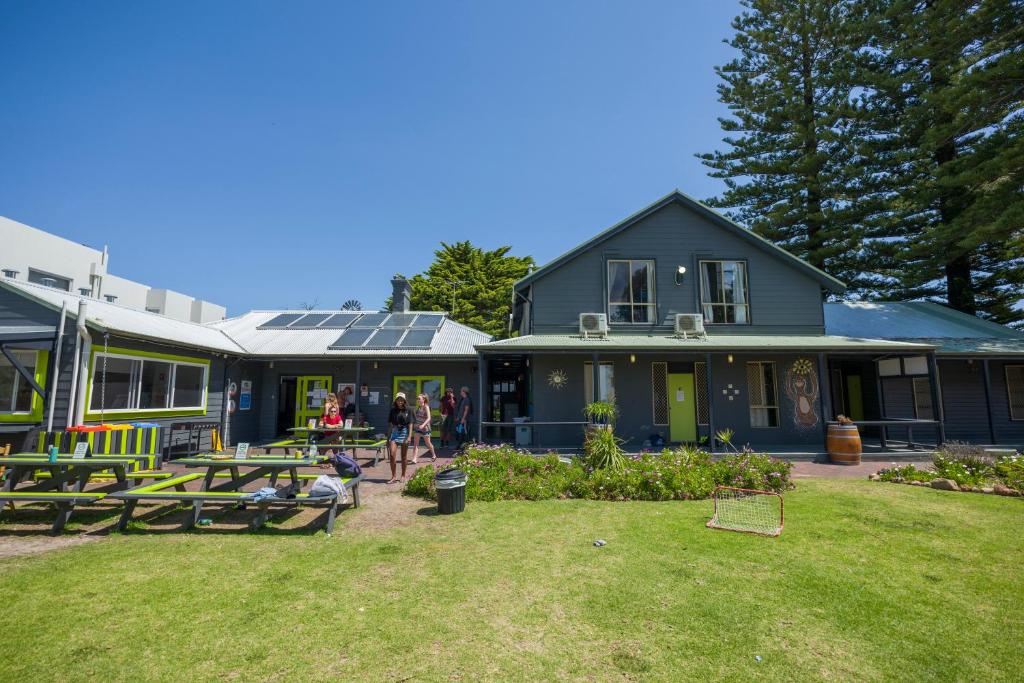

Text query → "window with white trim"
[0,350,38,413]
[89,351,207,413]
[700,260,749,324]
[746,361,779,427]
[912,377,934,419]
[584,361,616,404]
[607,260,655,324]
[1007,365,1024,421]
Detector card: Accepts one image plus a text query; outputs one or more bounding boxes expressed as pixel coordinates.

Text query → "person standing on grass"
[410,393,438,464]
[439,386,456,447]
[455,386,473,448]
[386,393,415,484]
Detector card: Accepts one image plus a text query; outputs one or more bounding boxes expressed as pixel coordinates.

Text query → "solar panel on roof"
[289,313,332,328]
[364,328,406,347]
[329,328,374,348]
[259,313,305,328]
[413,313,444,328]
[382,313,417,328]
[399,329,436,348]
[319,313,360,329]
[352,312,388,328]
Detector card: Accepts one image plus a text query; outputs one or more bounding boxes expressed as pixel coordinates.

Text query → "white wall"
[0,214,227,322]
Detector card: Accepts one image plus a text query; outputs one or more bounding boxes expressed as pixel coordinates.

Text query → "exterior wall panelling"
[250,359,479,442]
[526,202,826,335]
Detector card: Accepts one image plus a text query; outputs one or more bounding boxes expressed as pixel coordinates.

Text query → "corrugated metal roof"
[209,310,492,357]
[477,334,932,352]
[825,302,1024,355]
[0,279,244,354]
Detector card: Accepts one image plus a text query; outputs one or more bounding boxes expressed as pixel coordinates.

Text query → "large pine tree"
[698,0,876,291]
[855,0,1024,325]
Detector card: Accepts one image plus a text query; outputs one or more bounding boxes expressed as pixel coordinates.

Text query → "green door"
[846,374,864,421]
[393,375,445,436]
[668,373,697,443]
[295,375,332,428]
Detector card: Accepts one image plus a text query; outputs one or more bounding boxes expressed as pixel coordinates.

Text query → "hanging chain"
[100,333,109,424]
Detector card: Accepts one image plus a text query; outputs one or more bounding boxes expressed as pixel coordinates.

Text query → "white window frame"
[0,350,38,414]
[747,361,779,428]
[606,259,656,325]
[699,260,750,325]
[89,351,208,414]
[1007,365,1024,421]
[584,361,616,404]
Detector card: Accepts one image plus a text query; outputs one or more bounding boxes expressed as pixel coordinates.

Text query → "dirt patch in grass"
[347,482,434,533]
[0,533,96,559]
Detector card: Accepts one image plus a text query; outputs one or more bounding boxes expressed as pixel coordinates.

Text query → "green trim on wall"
[84,345,210,421]
[0,349,49,424]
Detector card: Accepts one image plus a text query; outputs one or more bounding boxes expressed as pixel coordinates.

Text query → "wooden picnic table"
[0,455,135,533]
[176,453,329,527]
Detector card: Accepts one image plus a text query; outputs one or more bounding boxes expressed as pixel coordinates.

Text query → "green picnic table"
[0,455,136,533]
[174,453,330,527]
[286,425,373,449]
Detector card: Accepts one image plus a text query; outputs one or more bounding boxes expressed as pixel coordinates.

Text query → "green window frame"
[0,349,49,423]
[85,346,210,420]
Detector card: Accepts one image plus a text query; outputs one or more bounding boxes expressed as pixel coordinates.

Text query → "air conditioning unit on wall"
[579,312,608,338]
[674,313,706,339]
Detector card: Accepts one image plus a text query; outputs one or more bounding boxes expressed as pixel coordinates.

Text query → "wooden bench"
[0,491,108,534]
[108,474,362,533]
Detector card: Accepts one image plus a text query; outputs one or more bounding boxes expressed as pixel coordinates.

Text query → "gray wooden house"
[476,191,1024,452]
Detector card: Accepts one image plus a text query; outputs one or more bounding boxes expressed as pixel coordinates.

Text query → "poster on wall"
[239,380,252,411]
[368,391,380,406]
[336,382,355,402]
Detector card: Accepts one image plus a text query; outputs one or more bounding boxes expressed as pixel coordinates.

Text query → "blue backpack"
[331,452,362,478]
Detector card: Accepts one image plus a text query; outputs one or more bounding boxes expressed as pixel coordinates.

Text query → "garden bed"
[871,443,1023,497]
[405,443,793,502]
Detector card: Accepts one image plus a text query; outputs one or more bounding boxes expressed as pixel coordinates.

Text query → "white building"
[0,215,226,323]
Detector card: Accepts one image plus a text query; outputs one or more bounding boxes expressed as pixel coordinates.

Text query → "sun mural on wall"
[783,358,820,429]
[547,369,568,390]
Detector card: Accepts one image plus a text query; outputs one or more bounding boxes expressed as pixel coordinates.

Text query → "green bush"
[932,443,994,487]
[404,444,793,502]
[876,464,937,483]
[583,427,626,471]
[994,453,1024,492]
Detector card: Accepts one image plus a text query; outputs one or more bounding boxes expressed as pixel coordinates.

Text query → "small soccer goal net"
[706,486,784,537]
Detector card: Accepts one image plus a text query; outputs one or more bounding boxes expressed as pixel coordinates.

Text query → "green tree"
[698,0,877,291]
[398,241,534,339]
[855,0,1024,325]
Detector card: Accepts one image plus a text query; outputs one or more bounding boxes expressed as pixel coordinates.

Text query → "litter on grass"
[593,539,607,547]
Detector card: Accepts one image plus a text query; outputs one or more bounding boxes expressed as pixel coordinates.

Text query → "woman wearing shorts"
[387,393,415,484]
[410,393,438,464]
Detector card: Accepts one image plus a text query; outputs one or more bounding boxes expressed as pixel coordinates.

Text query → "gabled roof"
[825,301,1024,355]
[515,190,847,293]
[516,189,843,294]
[208,310,492,357]
[0,278,244,354]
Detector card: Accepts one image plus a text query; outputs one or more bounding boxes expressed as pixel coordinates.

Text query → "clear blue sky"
[0,1,741,315]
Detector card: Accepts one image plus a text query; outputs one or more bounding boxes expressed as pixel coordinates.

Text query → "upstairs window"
[700,260,749,324]
[608,259,655,324]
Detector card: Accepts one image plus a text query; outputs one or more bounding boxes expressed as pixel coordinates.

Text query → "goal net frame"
[706,486,784,537]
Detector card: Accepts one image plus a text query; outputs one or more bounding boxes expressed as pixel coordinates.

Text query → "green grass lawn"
[0,478,1021,681]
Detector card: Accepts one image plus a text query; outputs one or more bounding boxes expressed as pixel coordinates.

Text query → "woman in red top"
[439,387,456,448]
[317,404,344,457]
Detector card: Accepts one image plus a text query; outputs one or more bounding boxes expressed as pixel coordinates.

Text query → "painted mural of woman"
[784,358,819,429]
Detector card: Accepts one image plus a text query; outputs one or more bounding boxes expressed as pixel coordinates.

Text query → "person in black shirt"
[387,392,415,483]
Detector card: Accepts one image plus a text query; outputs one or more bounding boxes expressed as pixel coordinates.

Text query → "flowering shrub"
[872,447,1023,493]
[404,443,793,502]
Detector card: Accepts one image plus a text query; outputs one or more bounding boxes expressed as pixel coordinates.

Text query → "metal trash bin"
[434,468,468,514]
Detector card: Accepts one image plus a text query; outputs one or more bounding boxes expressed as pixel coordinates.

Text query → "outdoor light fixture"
[630,354,636,364]
[373,361,379,370]
[675,265,687,285]
[727,354,734,364]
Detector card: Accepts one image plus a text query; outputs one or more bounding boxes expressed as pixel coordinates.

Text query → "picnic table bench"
[108,470,362,533]
[261,436,387,466]
[0,491,109,533]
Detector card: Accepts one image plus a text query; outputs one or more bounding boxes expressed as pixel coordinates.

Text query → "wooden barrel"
[827,424,862,465]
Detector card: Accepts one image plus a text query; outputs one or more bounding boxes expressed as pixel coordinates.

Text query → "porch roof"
[476,334,933,353]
